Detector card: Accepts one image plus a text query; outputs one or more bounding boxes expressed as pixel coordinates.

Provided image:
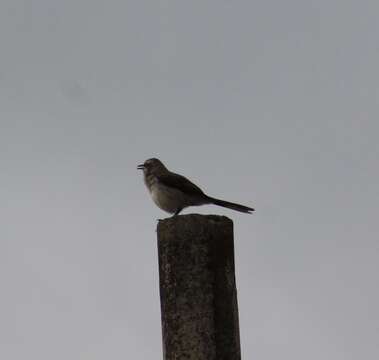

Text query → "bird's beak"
[137,164,145,170]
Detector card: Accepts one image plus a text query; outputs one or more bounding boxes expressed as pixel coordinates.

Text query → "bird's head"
[137,158,167,175]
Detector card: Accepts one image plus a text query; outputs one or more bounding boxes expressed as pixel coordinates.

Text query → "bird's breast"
[150,183,186,214]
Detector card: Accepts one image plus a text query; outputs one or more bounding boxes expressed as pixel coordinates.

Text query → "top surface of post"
[157,213,233,237]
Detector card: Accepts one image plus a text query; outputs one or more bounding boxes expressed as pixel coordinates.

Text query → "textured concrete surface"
[157,214,241,360]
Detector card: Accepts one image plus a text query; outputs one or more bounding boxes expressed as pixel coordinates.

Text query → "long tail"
[207,196,255,214]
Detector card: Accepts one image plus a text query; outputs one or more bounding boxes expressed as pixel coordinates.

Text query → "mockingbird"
[137,158,255,216]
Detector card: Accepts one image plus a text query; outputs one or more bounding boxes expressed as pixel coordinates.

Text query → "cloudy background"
[1,1,378,359]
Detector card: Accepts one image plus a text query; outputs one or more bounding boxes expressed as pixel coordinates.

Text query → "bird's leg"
[173,208,183,216]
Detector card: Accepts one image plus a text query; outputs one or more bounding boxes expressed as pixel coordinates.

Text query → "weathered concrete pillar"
[157,214,241,360]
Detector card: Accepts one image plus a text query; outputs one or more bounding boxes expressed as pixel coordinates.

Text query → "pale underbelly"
[151,184,186,213]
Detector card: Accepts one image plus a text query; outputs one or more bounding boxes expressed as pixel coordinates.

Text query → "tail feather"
[207,197,255,214]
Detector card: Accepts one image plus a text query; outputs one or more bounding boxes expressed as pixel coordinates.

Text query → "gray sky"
[1,1,378,359]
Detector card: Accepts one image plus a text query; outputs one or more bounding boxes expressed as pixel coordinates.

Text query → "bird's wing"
[156,172,205,196]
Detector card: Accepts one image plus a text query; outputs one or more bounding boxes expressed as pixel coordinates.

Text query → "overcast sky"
[1,1,378,359]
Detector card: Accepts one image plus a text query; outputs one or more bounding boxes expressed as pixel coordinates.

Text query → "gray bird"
[137,158,255,216]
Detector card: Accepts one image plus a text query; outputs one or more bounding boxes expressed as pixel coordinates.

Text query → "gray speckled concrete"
[157,214,240,360]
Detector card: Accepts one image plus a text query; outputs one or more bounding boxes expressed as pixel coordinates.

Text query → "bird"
[137,158,254,216]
